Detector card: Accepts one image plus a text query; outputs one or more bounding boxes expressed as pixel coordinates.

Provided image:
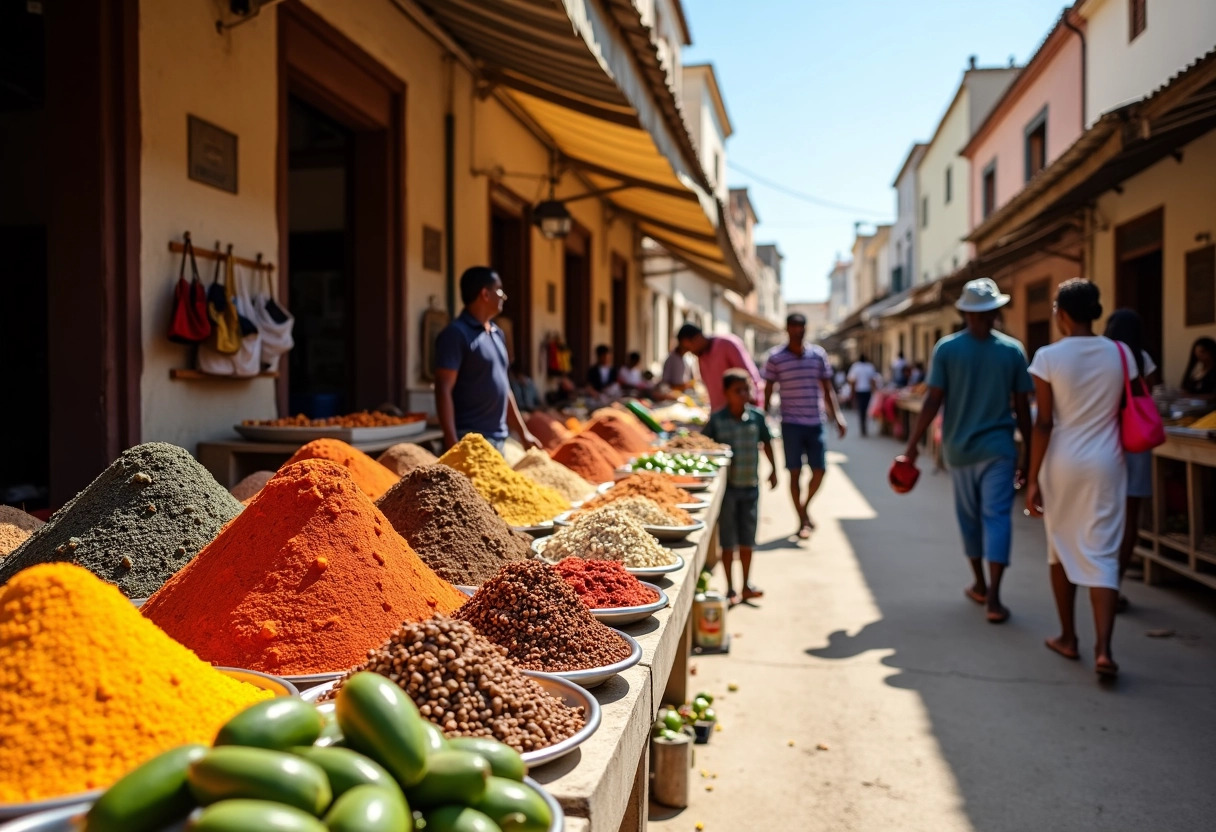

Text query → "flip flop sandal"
[1044,639,1081,661]
[741,585,765,600]
[986,609,1010,624]
[964,588,988,605]
[1095,659,1120,679]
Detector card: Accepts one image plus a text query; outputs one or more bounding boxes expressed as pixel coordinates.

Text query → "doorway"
[287,97,352,417]
[279,5,404,414]
[1115,207,1164,365]
[611,253,629,366]
[564,224,592,381]
[490,187,532,374]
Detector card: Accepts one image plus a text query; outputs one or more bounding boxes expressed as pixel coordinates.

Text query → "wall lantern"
[532,175,632,241]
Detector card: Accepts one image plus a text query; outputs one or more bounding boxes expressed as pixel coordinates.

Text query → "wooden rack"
[169,231,274,272]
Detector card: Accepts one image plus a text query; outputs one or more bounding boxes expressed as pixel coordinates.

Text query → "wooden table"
[1136,434,1216,590]
[532,477,725,832]
[197,429,445,487]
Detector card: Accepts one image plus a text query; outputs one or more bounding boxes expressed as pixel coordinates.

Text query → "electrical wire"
[727,161,890,218]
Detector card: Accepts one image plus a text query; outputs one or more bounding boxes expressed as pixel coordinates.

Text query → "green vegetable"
[335,672,430,788]
[405,750,490,809]
[187,747,332,815]
[316,703,343,747]
[662,711,684,733]
[422,806,503,832]
[187,799,328,832]
[701,708,716,722]
[629,452,717,475]
[447,738,526,781]
[422,721,449,755]
[694,691,715,705]
[85,744,207,832]
[625,401,663,434]
[289,746,395,800]
[692,696,711,714]
[323,785,411,832]
[214,697,322,751]
[660,729,681,741]
[470,777,552,832]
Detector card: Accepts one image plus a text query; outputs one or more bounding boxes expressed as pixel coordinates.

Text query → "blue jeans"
[949,455,1016,565]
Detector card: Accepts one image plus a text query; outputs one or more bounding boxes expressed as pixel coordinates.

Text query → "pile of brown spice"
[376,464,532,586]
[525,412,572,451]
[580,472,697,513]
[0,507,43,559]
[551,433,624,484]
[455,560,633,671]
[591,407,656,441]
[322,616,585,752]
[229,470,275,503]
[583,415,653,455]
[513,449,596,502]
[377,443,439,477]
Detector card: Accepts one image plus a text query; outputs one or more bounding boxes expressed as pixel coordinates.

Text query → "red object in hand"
[889,456,920,494]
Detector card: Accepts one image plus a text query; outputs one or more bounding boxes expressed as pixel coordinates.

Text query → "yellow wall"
[138,0,635,451]
[1089,129,1216,386]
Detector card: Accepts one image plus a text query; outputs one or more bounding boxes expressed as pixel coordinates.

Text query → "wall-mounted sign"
[188,115,238,194]
[423,226,443,272]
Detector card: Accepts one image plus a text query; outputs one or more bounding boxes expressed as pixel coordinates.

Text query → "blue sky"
[682,0,1071,301]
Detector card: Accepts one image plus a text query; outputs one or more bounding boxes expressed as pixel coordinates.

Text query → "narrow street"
[651,411,1216,832]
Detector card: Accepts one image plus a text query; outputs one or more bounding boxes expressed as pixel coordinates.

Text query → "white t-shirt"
[618,366,645,388]
[847,361,878,393]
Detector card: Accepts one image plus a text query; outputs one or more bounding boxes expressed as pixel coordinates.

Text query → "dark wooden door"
[1115,208,1164,368]
[490,187,532,373]
[611,253,629,366]
[564,224,592,382]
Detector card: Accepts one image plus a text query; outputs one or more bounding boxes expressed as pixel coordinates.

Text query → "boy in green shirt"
[703,369,779,605]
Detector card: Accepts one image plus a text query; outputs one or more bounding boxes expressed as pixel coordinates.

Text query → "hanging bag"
[252,267,294,372]
[167,238,212,344]
[231,262,264,377]
[1115,340,1165,453]
[205,248,242,355]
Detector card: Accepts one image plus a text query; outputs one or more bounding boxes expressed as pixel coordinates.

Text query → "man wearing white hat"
[900,278,1034,624]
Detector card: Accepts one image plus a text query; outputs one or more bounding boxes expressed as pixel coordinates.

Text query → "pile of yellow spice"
[438,433,570,526]
[0,563,273,803]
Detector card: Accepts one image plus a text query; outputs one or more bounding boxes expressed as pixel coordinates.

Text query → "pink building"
[961,12,1086,356]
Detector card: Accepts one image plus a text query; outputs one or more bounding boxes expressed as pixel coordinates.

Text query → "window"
[1129,0,1147,41]
[945,166,952,204]
[921,195,928,228]
[712,150,721,186]
[1025,107,1048,181]
[982,161,997,219]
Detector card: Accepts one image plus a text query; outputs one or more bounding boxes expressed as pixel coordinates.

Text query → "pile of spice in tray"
[550,432,623,484]
[228,470,274,503]
[513,448,597,501]
[525,411,572,451]
[322,616,585,753]
[0,442,243,597]
[571,495,692,527]
[663,433,728,453]
[541,505,678,568]
[0,563,272,802]
[142,459,466,675]
[377,442,438,476]
[437,433,569,527]
[455,560,633,671]
[583,414,652,455]
[0,506,43,559]
[555,557,660,609]
[284,438,401,500]
[376,464,531,586]
[582,472,698,513]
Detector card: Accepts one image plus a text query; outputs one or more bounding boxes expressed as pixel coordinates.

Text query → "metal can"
[693,591,727,649]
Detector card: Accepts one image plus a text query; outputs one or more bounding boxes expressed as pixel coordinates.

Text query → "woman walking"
[1104,310,1161,611]
[1026,279,1132,679]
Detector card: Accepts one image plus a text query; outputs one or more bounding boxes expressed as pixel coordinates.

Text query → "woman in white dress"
[1025,279,1132,678]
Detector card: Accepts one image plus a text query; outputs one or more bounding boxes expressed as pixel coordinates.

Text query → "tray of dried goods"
[529,630,643,689]
[234,412,427,443]
[532,536,684,578]
[589,583,669,626]
[596,479,711,511]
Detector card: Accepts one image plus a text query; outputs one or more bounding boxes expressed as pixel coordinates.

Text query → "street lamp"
[533,191,573,241]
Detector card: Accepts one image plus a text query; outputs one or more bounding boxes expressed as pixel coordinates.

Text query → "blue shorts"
[1126,450,1152,498]
[949,455,1016,565]
[782,422,826,471]
[718,486,759,550]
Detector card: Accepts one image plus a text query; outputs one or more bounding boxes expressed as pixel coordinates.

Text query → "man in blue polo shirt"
[763,313,847,539]
[435,267,540,453]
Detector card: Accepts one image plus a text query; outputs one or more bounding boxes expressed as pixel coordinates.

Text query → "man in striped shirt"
[763,313,847,539]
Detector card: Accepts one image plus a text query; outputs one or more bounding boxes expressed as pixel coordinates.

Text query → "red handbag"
[167,238,212,344]
[1115,340,1165,453]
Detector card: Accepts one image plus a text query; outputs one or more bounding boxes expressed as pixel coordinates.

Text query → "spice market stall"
[1137,429,1216,590]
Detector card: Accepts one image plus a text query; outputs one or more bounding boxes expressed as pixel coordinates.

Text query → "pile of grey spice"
[0,443,243,597]
[323,615,585,753]
[512,448,597,501]
[455,559,633,671]
[375,464,532,586]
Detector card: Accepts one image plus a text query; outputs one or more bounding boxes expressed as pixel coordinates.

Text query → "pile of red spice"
[283,438,400,500]
[551,433,625,483]
[554,557,659,609]
[583,415,652,455]
[525,412,572,451]
[142,459,466,675]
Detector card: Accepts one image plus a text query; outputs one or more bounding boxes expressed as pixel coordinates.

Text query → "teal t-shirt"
[927,330,1033,467]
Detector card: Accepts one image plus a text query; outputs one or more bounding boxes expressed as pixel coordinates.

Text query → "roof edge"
[683,63,734,138]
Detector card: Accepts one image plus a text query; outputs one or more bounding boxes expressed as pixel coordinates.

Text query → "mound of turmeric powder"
[438,434,570,526]
[0,563,272,802]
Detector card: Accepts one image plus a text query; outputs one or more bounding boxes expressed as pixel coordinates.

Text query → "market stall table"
[197,429,444,487]
[531,475,725,832]
[1136,432,1216,590]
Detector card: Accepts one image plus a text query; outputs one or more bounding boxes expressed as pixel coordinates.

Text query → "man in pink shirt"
[677,323,764,411]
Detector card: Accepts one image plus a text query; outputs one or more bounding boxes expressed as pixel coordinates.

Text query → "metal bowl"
[530,538,683,577]
[527,630,643,689]
[0,669,294,822]
[594,480,710,511]
[644,520,706,542]
[510,519,557,537]
[299,673,600,768]
[589,583,669,626]
[280,671,345,690]
[523,776,565,832]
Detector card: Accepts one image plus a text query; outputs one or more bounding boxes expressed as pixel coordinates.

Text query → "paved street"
[650,411,1216,832]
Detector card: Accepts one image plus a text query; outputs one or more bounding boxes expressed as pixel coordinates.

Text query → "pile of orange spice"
[142,459,466,675]
[283,438,400,500]
[583,415,653,455]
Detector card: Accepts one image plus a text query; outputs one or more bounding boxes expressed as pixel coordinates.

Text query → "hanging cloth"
[167,237,212,344]
[205,249,241,355]
[231,262,264,377]
[252,267,294,371]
